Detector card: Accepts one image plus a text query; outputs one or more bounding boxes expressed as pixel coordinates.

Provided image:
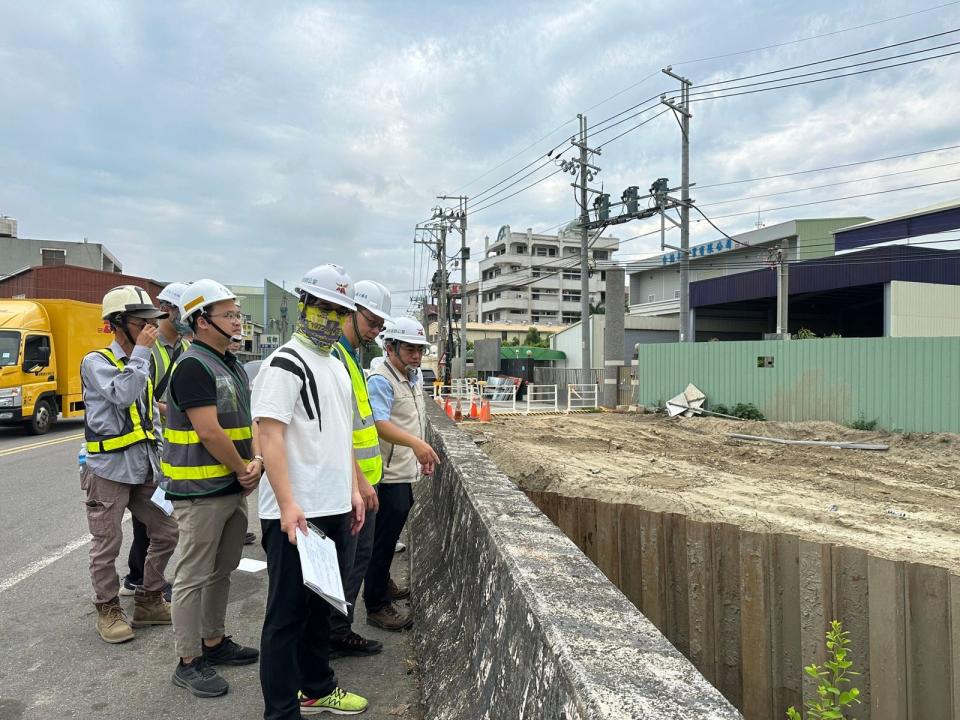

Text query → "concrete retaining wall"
[409,401,741,720]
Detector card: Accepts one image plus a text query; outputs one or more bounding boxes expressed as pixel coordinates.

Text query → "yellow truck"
[0,299,108,434]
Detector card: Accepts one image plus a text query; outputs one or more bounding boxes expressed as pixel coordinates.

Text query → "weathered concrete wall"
[409,401,742,720]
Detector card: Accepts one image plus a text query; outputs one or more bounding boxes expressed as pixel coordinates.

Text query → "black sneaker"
[172,657,228,698]
[329,632,384,658]
[202,636,260,666]
[244,532,256,545]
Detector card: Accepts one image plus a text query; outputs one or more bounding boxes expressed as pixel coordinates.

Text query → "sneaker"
[394,541,406,554]
[388,578,410,601]
[299,688,368,715]
[329,631,383,658]
[366,602,412,632]
[172,657,229,698]
[95,598,134,644]
[202,635,260,666]
[244,532,256,545]
[132,588,172,626]
[118,574,140,596]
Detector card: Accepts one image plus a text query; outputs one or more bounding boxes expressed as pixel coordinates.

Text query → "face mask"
[294,303,345,354]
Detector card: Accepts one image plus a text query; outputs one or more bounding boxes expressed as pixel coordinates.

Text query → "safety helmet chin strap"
[201,310,237,342]
[112,314,137,349]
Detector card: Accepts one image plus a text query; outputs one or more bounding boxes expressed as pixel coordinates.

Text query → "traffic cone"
[454,398,463,422]
[469,395,479,419]
[444,397,453,418]
[479,398,492,422]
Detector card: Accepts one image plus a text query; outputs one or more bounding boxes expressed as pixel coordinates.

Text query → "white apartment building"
[464,224,620,326]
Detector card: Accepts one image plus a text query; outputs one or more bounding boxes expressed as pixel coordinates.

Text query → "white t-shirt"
[252,337,353,519]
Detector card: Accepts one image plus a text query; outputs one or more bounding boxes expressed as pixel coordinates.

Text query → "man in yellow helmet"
[80,285,179,644]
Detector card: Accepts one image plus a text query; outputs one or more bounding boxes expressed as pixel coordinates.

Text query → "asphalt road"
[0,420,420,720]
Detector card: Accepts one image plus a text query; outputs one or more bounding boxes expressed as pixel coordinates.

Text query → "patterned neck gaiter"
[294,304,345,355]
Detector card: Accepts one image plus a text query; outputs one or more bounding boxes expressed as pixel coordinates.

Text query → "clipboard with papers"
[295,523,349,616]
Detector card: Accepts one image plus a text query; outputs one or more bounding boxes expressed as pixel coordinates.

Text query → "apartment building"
[464,224,620,326]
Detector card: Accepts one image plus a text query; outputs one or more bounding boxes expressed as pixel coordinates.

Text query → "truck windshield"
[0,331,20,367]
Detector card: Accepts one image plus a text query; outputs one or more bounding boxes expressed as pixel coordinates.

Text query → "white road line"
[0,514,132,594]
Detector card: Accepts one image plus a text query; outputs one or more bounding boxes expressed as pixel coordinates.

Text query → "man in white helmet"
[80,286,179,644]
[162,279,262,698]
[120,280,191,602]
[253,263,368,717]
[363,317,439,631]
[328,280,390,655]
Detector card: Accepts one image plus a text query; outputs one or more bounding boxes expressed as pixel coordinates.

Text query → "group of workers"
[79,263,439,718]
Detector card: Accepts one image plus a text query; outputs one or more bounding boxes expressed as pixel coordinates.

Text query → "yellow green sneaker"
[299,687,368,715]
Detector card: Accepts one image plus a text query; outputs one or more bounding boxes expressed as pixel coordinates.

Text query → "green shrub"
[848,413,877,431]
[731,402,765,421]
[786,620,861,720]
[712,403,730,415]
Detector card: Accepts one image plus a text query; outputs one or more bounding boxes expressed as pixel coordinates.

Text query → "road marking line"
[0,432,84,457]
[0,515,132,594]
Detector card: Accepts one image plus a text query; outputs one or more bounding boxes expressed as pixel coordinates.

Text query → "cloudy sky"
[2,0,959,315]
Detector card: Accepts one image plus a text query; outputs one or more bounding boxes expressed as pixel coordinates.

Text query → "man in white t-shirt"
[253,264,368,719]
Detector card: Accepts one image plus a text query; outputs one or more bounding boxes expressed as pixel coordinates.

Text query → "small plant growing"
[848,413,877,431]
[731,402,765,421]
[786,620,861,720]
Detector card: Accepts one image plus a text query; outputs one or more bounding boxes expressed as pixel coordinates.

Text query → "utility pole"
[662,67,693,342]
[437,222,448,380]
[437,195,468,379]
[571,114,601,372]
[775,247,789,336]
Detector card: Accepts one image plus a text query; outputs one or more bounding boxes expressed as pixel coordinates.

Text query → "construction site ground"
[461,412,960,573]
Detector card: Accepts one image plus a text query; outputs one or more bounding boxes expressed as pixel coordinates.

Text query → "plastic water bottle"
[78,443,87,474]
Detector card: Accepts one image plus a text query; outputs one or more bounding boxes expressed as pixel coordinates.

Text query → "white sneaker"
[394,541,406,554]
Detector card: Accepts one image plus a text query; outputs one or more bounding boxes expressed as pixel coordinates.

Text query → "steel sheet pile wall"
[525,490,960,720]
[635,337,960,432]
[410,402,742,720]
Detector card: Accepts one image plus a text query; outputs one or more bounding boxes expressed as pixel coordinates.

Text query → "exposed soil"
[462,412,960,572]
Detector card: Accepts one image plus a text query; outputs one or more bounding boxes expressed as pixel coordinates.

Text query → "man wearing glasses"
[364,317,439,632]
[80,285,179,644]
[162,279,262,698]
[254,263,369,717]
[328,280,391,651]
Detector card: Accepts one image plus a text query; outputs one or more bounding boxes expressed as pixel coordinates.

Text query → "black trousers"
[126,515,150,585]
[363,483,413,613]
[260,513,350,720]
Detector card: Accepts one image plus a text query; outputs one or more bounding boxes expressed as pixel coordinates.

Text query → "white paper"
[237,558,268,573]
[150,485,174,516]
[295,525,349,615]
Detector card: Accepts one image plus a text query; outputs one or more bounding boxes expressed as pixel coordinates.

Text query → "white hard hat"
[382,317,429,346]
[354,280,392,321]
[296,264,356,311]
[179,279,237,321]
[101,285,167,321]
[157,281,190,307]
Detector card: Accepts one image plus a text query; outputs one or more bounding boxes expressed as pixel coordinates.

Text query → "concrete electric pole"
[437,195,469,379]
[662,68,693,343]
[571,114,602,372]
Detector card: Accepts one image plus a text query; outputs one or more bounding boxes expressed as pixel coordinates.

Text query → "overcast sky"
[2,1,959,315]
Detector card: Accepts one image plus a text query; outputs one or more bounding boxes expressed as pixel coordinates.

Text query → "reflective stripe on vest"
[333,341,382,485]
[85,349,156,454]
[160,344,253,496]
[152,338,190,387]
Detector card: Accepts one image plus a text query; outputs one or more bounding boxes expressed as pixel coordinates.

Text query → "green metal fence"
[636,337,960,432]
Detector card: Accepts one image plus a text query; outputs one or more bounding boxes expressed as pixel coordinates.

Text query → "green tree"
[786,620,861,720]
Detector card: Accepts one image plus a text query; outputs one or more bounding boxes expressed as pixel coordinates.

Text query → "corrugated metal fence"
[636,337,960,432]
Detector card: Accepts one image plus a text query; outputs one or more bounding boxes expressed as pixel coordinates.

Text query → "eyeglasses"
[128,318,159,330]
[206,311,244,321]
[358,308,386,331]
[399,343,426,355]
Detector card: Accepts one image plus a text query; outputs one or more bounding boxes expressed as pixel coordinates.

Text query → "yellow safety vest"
[333,340,382,485]
[85,349,157,454]
[152,337,190,391]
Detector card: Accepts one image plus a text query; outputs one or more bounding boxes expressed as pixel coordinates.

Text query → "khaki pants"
[171,492,247,658]
[81,467,178,604]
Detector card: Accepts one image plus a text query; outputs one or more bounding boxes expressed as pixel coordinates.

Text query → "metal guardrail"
[566,383,599,412]
[525,384,558,414]
[481,382,517,413]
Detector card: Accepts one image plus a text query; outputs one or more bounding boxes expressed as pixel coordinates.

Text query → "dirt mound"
[463,413,960,571]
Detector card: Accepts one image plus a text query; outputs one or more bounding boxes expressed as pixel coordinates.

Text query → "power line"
[596,108,672,149]
[468,168,565,218]
[698,144,960,189]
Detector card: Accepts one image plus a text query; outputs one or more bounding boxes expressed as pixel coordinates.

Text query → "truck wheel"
[26,399,55,435]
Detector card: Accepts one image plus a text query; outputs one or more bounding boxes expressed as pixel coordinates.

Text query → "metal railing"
[567,383,599,412]
[480,379,517,413]
[525,384,559,414]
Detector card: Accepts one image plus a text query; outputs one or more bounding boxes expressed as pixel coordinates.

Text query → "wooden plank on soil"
[713,522,743,710]
[867,556,907,720]
[619,503,644,611]
[556,494,580,548]
[905,562,952,720]
[665,512,689,656]
[772,534,802,719]
[799,540,833,712]
[594,500,621,587]
[740,530,773,720]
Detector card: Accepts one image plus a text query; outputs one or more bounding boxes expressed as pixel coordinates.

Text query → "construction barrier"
[567,383,599,412]
[525,384,559,414]
[481,378,517,413]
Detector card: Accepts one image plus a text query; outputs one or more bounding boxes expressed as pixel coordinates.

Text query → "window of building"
[562,311,581,323]
[674,290,680,299]
[593,250,609,260]
[564,246,580,256]
[562,292,581,303]
[562,270,581,280]
[601,271,606,281]
[41,248,66,266]
[534,246,557,257]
